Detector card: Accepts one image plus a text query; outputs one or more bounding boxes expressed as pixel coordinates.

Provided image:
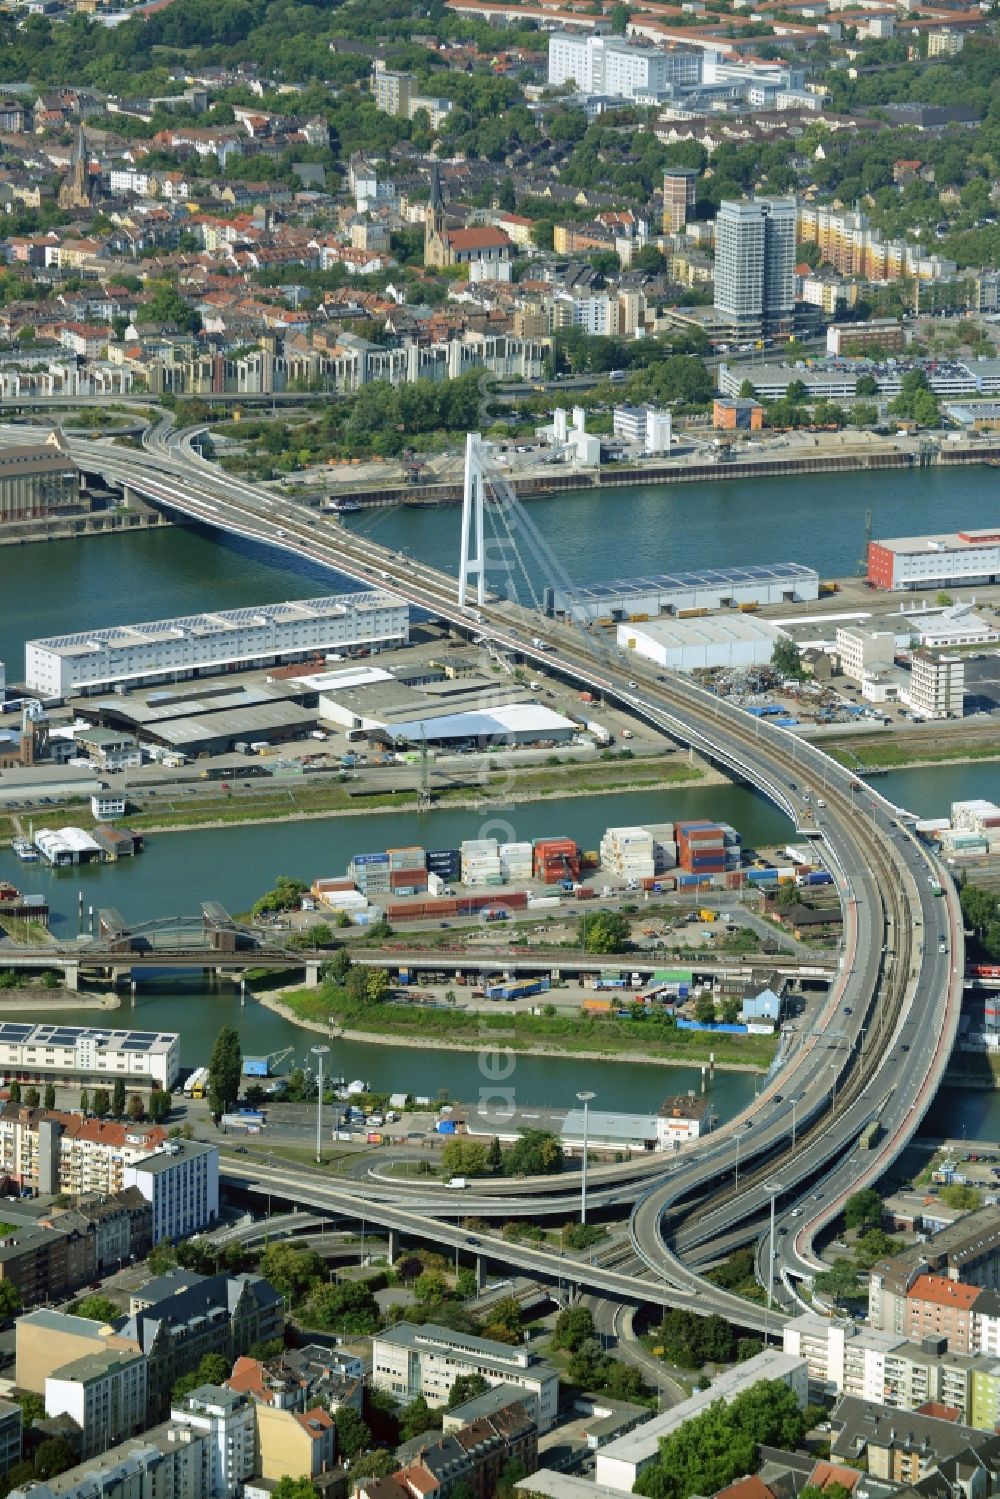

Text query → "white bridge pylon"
[458,431,486,607]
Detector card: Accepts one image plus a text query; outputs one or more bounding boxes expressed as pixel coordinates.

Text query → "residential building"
[830,1395,1000,1488]
[0,1106,172,1198]
[0,437,81,524]
[227,1345,364,1418]
[90,793,126,821]
[254,1403,336,1482]
[6,1417,218,1499]
[0,1402,22,1478]
[869,1208,1000,1332]
[594,1350,808,1490]
[714,197,796,336]
[45,1348,148,1458]
[797,203,957,284]
[905,650,965,720]
[662,168,698,234]
[928,27,964,55]
[25,592,409,697]
[371,1323,559,1432]
[17,1307,140,1396]
[173,1386,256,1499]
[836,625,896,682]
[122,1139,220,1244]
[371,67,413,118]
[547,34,701,98]
[868,529,1000,592]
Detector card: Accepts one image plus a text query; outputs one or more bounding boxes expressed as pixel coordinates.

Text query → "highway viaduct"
[1,418,965,1327]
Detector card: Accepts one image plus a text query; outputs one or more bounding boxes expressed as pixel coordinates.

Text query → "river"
[1,465,998,1124]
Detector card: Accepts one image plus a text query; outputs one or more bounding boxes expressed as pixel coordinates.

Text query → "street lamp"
[764,1180,784,1338]
[577,1091,596,1224]
[311,1045,330,1165]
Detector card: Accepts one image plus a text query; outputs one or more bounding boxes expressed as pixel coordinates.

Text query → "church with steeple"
[58,123,96,212]
[423,160,513,273]
[423,161,449,269]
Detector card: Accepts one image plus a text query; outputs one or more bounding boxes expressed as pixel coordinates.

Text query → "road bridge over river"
[1,418,964,1327]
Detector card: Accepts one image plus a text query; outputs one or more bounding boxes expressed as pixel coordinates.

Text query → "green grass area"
[826,735,1000,770]
[0,918,54,946]
[279,985,779,1067]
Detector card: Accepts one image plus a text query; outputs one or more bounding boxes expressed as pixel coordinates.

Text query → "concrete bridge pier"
[64,963,79,992]
[476,1255,485,1293]
[111,966,130,987]
[387,1228,400,1262]
[304,961,322,988]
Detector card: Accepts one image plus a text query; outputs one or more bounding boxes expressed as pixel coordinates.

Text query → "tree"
[610,1,630,30]
[351,1451,399,1481]
[33,1437,77,1480]
[8,1082,20,1105]
[441,1138,490,1178]
[694,994,716,1024]
[497,176,516,212]
[855,374,878,396]
[447,1373,489,1408]
[415,1267,450,1304]
[71,1294,119,1323]
[259,1242,324,1306]
[581,911,631,954]
[738,378,756,399]
[43,1083,55,1110]
[940,1183,982,1209]
[813,1257,861,1303]
[0,1281,21,1319]
[334,1406,371,1459]
[172,1351,231,1401]
[854,1228,903,1270]
[308,1278,380,1334]
[844,1187,882,1232]
[504,1129,563,1176]
[14,1391,43,1428]
[399,1394,440,1441]
[771,637,802,679]
[23,1086,39,1109]
[127,1092,145,1121]
[272,1480,318,1499]
[149,1089,172,1124]
[92,1088,110,1119]
[568,1337,605,1388]
[112,1078,126,1117]
[79,1087,89,1114]
[252,875,308,921]
[208,1025,242,1118]
[487,1136,503,1174]
[553,1305,595,1353]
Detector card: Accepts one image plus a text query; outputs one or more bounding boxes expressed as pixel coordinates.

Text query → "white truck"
[446,1177,468,1189]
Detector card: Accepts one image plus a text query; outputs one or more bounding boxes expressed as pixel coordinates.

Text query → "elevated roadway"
[9,420,963,1319]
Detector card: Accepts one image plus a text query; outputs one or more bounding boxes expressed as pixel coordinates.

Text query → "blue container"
[436,1120,457,1134]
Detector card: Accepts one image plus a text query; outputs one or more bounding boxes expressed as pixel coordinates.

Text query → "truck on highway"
[531,637,552,650]
[446,1177,468,1189]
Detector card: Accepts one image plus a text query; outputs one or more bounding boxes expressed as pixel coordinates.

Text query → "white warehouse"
[25,592,409,697]
[0,1023,180,1091]
[619,614,782,670]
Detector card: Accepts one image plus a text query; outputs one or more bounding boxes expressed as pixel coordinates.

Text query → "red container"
[575,886,596,899]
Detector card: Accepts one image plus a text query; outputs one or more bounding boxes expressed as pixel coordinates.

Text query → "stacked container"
[534,836,580,885]
[643,822,677,873]
[387,846,428,896]
[349,852,391,898]
[426,848,461,884]
[461,838,502,885]
[675,820,727,877]
[600,827,656,882]
[500,841,533,884]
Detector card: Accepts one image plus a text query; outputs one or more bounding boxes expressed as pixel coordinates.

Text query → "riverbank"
[255,986,777,1072]
[0,985,119,1011]
[3,759,718,843]
[826,736,1000,773]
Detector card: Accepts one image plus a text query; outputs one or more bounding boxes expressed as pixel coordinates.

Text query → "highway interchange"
[4,416,966,1336]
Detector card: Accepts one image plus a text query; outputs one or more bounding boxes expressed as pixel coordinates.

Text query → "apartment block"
[906,650,965,720]
[869,1208,1000,1331]
[255,1402,336,1482]
[371,1323,559,1432]
[17,1307,140,1396]
[714,197,796,337]
[122,1139,219,1244]
[0,1104,171,1197]
[831,1395,1000,1487]
[172,1386,256,1499]
[663,168,698,234]
[45,1348,148,1458]
[0,1402,21,1478]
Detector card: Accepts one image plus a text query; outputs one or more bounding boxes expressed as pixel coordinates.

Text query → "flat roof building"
[619,613,782,671]
[123,1139,219,1245]
[0,437,81,524]
[372,1322,559,1432]
[555,563,817,623]
[0,1023,179,1091]
[868,529,1000,592]
[25,591,409,697]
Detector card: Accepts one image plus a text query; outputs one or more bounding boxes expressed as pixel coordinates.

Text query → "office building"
[0,437,81,523]
[0,1023,179,1092]
[547,34,700,98]
[371,66,413,117]
[663,168,698,233]
[123,1139,219,1244]
[836,625,896,682]
[25,591,409,697]
[45,1348,148,1458]
[714,197,796,336]
[371,1323,559,1432]
[906,650,964,720]
[594,1349,808,1490]
[868,529,1000,592]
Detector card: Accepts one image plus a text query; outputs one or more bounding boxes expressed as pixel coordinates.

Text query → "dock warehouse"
[24,591,409,697]
[76,681,319,756]
[554,564,818,624]
[619,614,783,670]
[0,1023,179,1091]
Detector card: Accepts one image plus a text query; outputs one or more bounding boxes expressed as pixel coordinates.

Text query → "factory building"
[0,1024,179,1092]
[554,563,817,624]
[0,436,81,523]
[77,680,321,759]
[25,591,409,697]
[619,614,783,671]
[867,530,1000,592]
[612,405,671,454]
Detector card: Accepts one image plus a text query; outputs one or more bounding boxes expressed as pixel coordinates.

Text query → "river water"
[1,464,998,1124]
